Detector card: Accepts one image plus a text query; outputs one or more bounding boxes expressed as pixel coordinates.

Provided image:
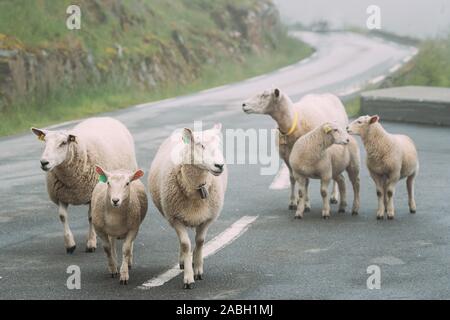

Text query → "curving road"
[1,32,449,300]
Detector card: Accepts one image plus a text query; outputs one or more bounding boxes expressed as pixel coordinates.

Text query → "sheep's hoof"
[66,245,76,254]
[194,274,203,281]
[338,208,346,214]
[387,216,394,220]
[304,206,311,212]
[179,263,184,270]
[322,215,330,220]
[111,272,119,278]
[376,215,384,220]
[294,214,303,219]
[410,209,416,214]
[85,247,96,253]
[330,198,338,205]
[119,279,128,285]
[183,283,195,290]
[352,211,359,216]
[289,204,297,210]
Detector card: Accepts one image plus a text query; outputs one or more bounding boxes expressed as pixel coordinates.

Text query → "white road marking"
[269,163,290,190]
[389,64,402,73]
[336,85,362,97]
[45,120,78,130]
[403,55,413,63]
[139,215,258,289]
[369,75,386,85]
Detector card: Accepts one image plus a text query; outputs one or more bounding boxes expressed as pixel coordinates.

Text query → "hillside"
[0,0,312,136]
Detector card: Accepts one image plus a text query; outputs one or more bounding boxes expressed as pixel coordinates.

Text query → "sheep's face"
[347,115,379,135]
[242,88,281,115]
[95,166,144,208]
[31,128,76,172]
[182,124,225,176]
[323,123,350,145]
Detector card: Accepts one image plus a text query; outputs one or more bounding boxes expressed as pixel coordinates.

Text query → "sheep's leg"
[347,165,360,215]
[320,178,332,219]
[193,221,211,280]
[304,178,311,212]
[119,231,137,285]
[385,176,399,220]
[58,202,76,254]
[370,172,386,219]
[85,204,97,253]
[128,242,134,269]
[330,181,339,204]
[335,174,347,213]
[407,174,417,214]
[294,175,307,219]
[173,220,194,289]
[97,231,118,277]
[288,168,297,210]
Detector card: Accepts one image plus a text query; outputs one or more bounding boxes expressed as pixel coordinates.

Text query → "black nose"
[215,164,224,171]
[40,160,49,167]
[346,138,350,143]
[112,198,120,205]
[346,126,349,130]
[242,103,246,107]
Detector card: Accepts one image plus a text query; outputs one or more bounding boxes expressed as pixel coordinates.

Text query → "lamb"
[242,88,349,211]
[148,124,227,289]
[289,122,360,219]
[91,166,148,285]
[347,115,419,219]
[31,117,137,254]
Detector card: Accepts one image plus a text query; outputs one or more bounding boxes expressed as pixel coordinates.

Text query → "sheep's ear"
[369,115,379,124]
[323,124,332,134]
[68,134,77,143]
[95,166,108,183]
[130,169,144,182]
[31,127,47,141]
[182,128,194,145]
[273,88,280,98]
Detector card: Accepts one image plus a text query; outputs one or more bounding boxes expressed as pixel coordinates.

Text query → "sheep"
[347,115,419,219]
[148,123,227,289]
[31,117,137,254]
[242,88,349,211]
[91,166,148,285]
[289,122,361,219]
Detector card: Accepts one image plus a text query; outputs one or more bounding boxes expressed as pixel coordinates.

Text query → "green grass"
[388,35,450,88]
[344,97,361,118]
[0,34,312,136]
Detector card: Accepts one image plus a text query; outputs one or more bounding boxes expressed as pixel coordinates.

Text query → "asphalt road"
[1,32,449,300]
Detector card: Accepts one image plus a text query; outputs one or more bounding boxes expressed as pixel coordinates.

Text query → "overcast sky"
[274,0,450,38]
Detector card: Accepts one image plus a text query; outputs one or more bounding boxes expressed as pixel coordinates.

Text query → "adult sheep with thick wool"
[289,122,360,219]
[31,117,137,254]
[347,115,419,219]
[148,124,227,289]
[242,88,349,211]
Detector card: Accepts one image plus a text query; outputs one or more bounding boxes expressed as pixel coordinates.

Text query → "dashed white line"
[403,55,413,63]
[269,163,290,190]
[369,75,386,85]
[389,64,402,73]
[139,215,258,289]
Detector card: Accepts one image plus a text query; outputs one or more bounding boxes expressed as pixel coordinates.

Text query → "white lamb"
[289,122,360,219]
[347,115,419,219]
[31,117,137,253]
[243,88,349,210]
[91,166,148,285]
[148,124,227,289]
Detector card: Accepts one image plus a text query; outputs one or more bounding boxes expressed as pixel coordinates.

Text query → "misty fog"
[274,0,450,38]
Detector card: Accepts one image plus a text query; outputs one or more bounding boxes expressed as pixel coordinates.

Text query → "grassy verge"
[344,96,361,118]
[0,35,312,136]
[388,35,450,88]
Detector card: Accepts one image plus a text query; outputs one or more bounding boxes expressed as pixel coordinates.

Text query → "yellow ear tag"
[323,126,332,134]
[38,134,45,141]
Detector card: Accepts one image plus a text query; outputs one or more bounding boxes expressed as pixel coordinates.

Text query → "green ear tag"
[183,135,190,144]
[99,175,107,183]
